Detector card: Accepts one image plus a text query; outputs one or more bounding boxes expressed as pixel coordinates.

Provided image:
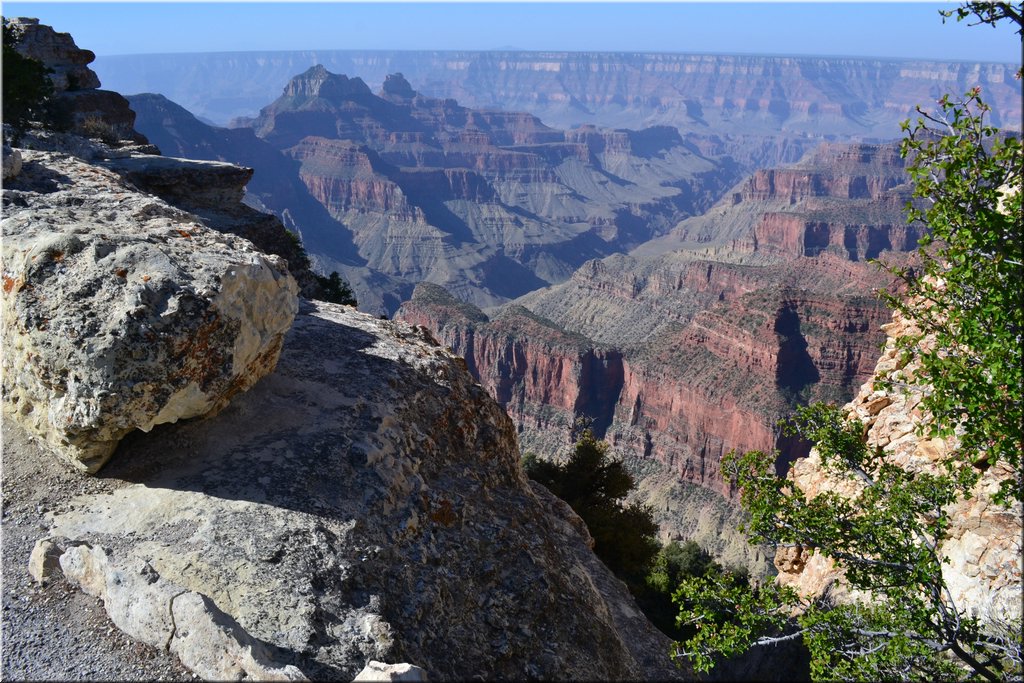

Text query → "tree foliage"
[639,540,750,641]
[647,540,718,594]
[315,271,358,307]
[884,79,1023,506]
[670,5,1023,680]
[940,1,1023,32]
[673,408,1021,681]
[523,430,660,586]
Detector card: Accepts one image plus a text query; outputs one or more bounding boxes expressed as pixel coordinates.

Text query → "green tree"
[637,539,753,641]
[675,406,1021,681]
[670,4,1023,680]
[2,19,55,143]
[647,540,717,594]
[884,77,1022,506]
[315,271,358,307]
[523,430,660,586]
[282,228,359,306]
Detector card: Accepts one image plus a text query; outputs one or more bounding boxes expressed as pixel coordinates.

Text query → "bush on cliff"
[634,540,750,641]
[669,4,1022,681]
[282,229,357,306]
[523,430,659,589]
[315,271,358,307]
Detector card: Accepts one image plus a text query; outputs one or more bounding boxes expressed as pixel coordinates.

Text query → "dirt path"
[1,416,193,681]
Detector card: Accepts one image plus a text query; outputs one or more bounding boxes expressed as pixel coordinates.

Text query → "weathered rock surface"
[776,309,1023,629]
[27,301,686,681]
[353,661,428,681]
[54,542,306,680]
[3,17,101,92]
[2,145,22,179]
[1,148,298,471]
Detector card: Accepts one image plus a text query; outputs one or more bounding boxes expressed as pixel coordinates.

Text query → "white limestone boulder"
[3,145,23,180]
[1,149,298,471]
[353,661,427,681]
[28,301,685,681]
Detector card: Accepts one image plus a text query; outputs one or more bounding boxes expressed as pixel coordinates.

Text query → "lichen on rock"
[27,301,685,681]
[1,149,298,472]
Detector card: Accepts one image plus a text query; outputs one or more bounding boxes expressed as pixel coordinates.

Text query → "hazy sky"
[4,2,1022,62]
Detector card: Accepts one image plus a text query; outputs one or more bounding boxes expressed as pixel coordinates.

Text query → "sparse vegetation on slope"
[523,429,660,590]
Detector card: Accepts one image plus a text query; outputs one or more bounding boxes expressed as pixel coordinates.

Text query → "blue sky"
[4,2,1022,62]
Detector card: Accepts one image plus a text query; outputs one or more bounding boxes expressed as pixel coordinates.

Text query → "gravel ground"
[1,416,194,681]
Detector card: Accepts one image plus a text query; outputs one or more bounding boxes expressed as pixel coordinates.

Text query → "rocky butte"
[2,19,686,681]
[128,66,751,316]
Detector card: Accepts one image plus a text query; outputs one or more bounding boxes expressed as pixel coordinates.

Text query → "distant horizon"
[4,2,1022,64]
[91,45,1020,65]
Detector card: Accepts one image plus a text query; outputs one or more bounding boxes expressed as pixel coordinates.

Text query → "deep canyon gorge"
[3,13,1021,681]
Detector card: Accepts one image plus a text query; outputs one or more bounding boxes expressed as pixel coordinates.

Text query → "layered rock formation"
[775,308,1022,633]
[95,50,1022,137]
[5,18,146,142]
[635,141,921,261]
[128,67,741,315]
[398,259,893,574]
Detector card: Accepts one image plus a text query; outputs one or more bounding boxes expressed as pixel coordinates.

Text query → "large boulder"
[27,301,686,681]
[2,144,22,179]
[1,149,298,472]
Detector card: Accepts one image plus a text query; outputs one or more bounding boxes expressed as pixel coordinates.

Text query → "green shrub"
[77,116,119,144]
[523,430,659,588]
[314,271,358,307]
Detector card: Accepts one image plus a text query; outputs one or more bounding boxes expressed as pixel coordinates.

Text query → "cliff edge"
[2,18,687,682]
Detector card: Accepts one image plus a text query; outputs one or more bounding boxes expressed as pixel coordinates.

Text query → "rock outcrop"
[3,17,100,92]
[775,308,1023,629]
[1,148,299,472]
[23,300,686,681]
[2,145,22,179]
[4,17,146,143]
